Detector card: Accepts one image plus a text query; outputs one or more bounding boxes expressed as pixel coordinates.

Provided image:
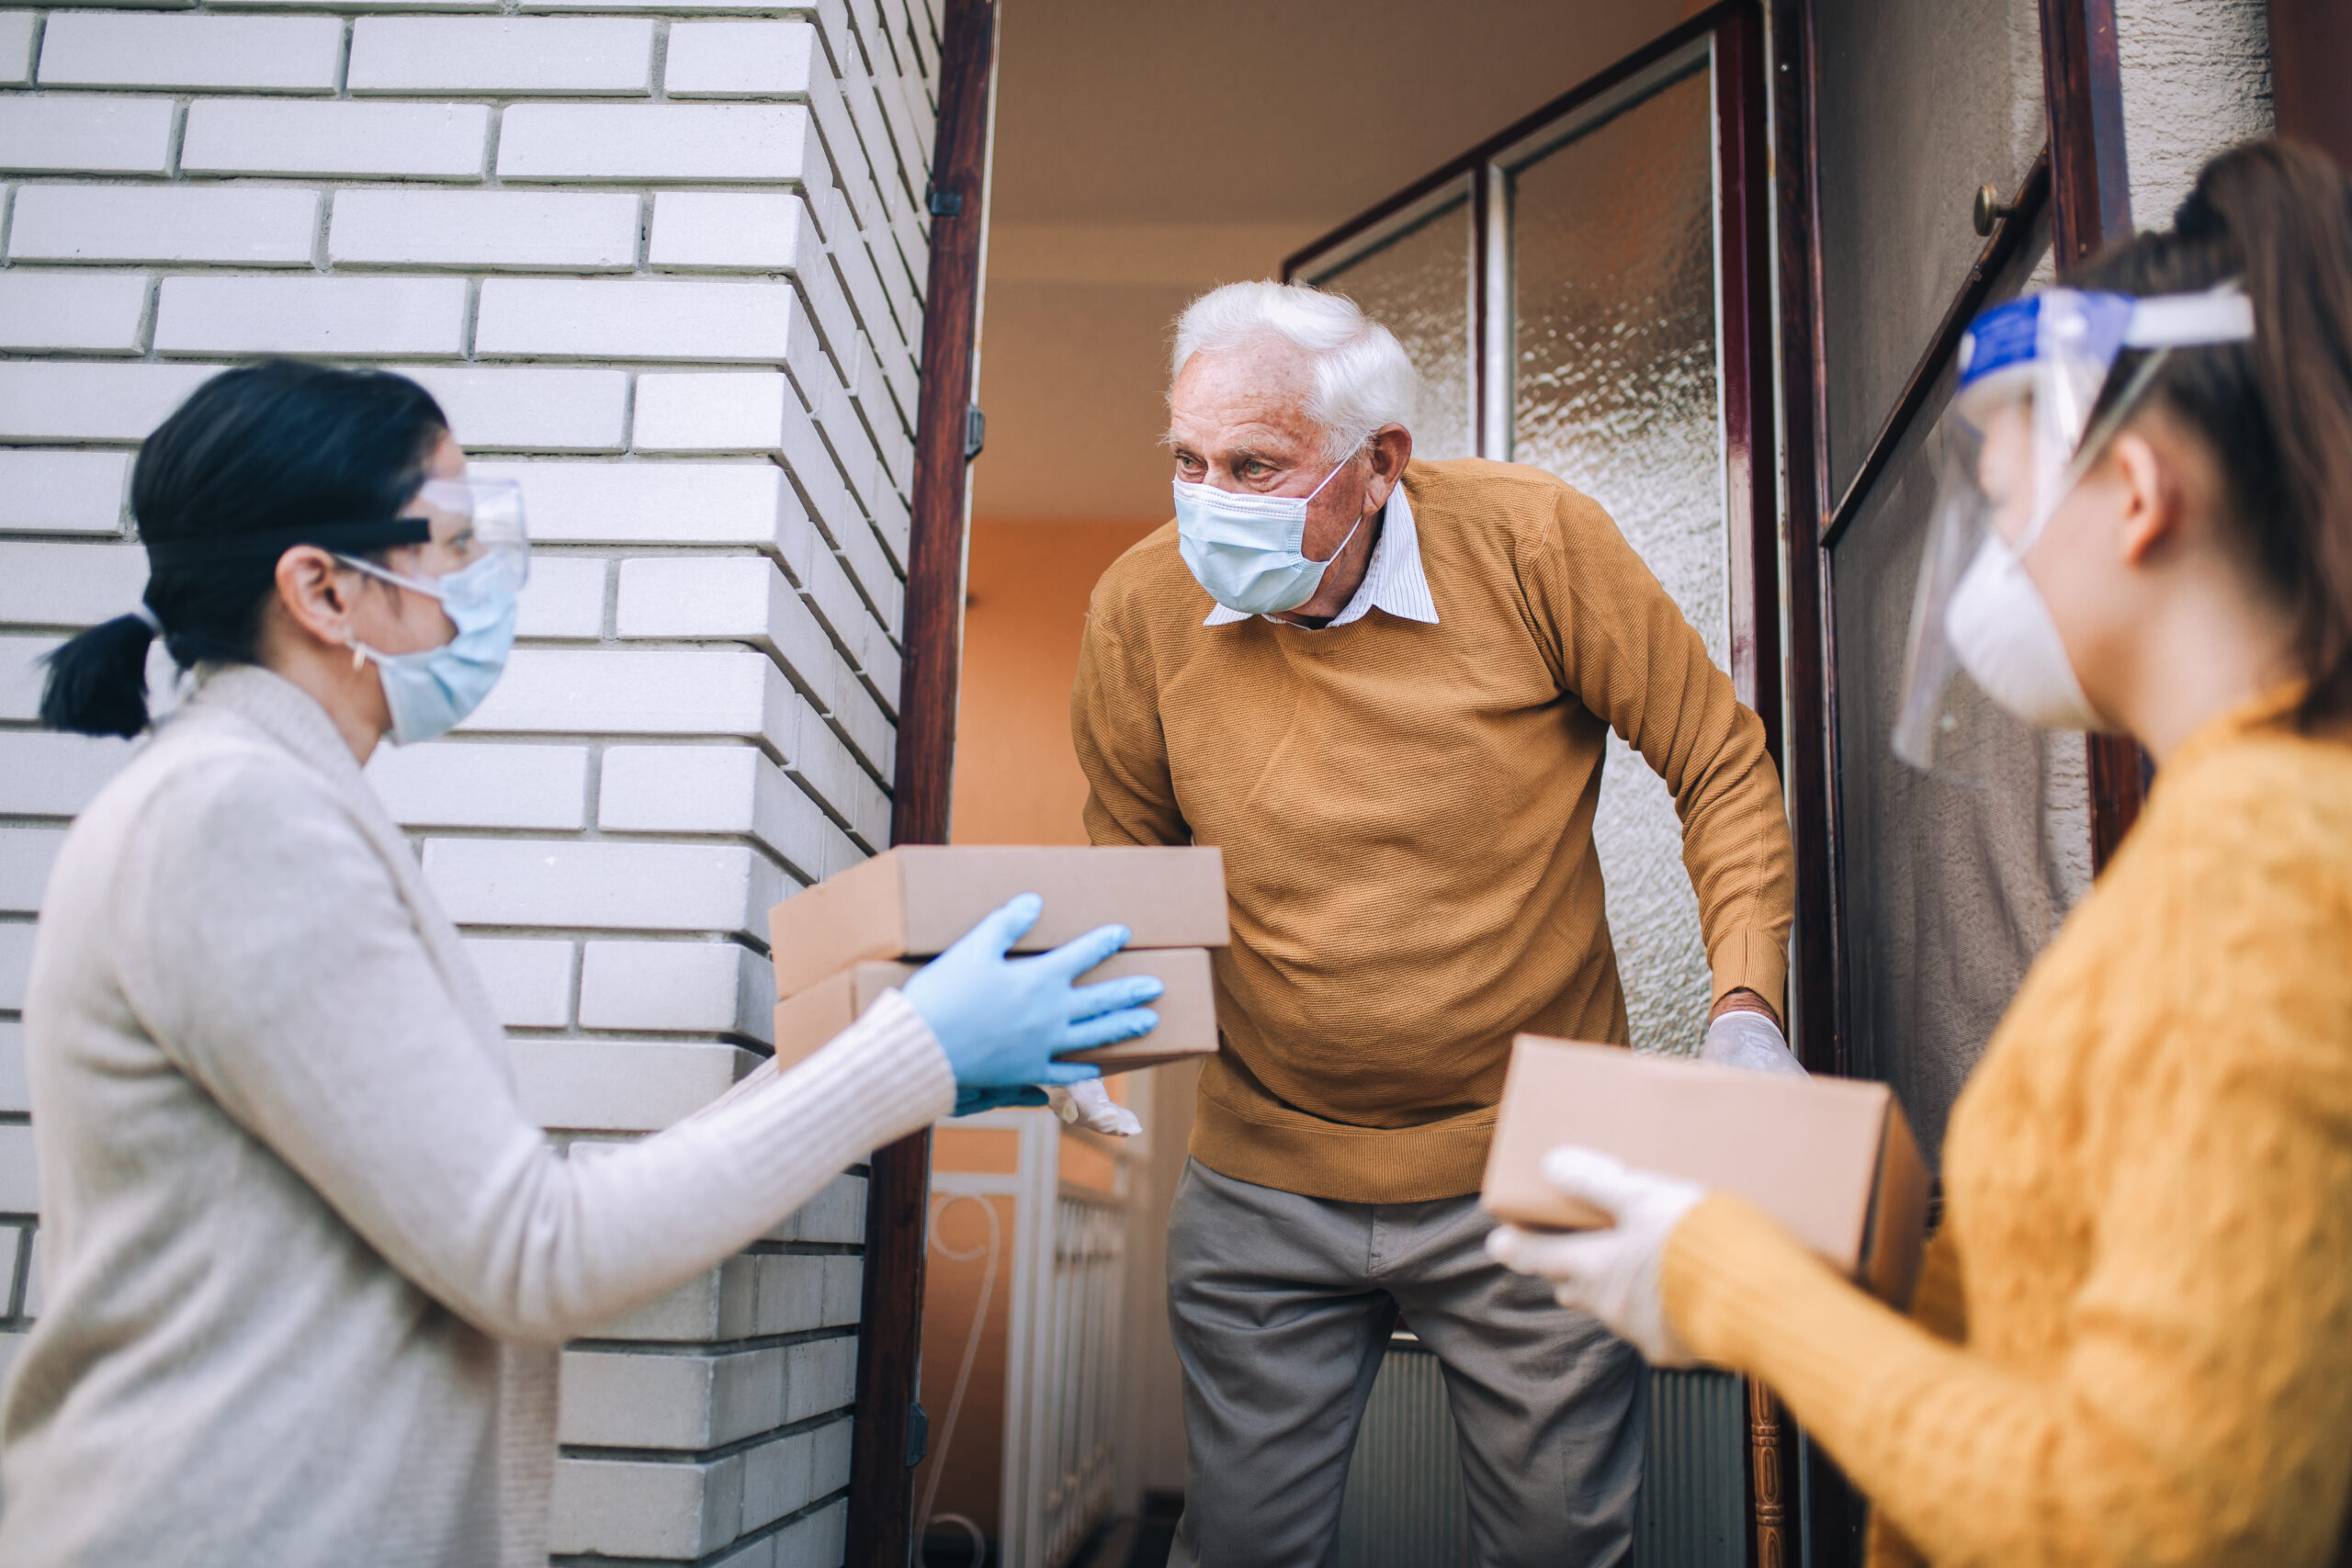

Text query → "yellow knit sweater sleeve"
[1660,735,2352,1568]
[1516,484,1793,1013]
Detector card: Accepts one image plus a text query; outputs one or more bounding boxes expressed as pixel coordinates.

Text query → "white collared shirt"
[1203,481,1441,628]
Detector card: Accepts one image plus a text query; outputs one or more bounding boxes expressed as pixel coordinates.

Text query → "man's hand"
[1049,1079,1143,1136]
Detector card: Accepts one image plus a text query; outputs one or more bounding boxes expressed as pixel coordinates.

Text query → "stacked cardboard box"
[766,845,1229,1074]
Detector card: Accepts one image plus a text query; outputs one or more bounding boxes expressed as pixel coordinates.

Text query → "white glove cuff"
[1702,1009,1807,1077]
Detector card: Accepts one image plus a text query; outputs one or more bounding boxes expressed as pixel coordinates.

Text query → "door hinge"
[906,1399,931,1468]
[927,182,964,217]
[964,405,986,461]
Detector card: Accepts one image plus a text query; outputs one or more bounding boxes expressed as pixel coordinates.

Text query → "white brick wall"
[0,0,944,1555]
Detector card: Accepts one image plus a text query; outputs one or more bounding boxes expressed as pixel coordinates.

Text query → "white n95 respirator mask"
[1891,286,2255,777]
[1174,460,1361,615]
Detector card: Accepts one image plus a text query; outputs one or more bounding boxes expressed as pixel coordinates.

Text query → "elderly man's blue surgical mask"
[1174,460,1362,615]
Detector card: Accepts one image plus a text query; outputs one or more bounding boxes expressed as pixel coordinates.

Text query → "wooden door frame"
[2270,0,2352,171]
[848,0,998,1562]
[2039,0,2146,865]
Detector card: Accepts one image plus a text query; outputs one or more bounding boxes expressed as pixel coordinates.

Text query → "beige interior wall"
[975,0,1702,527]
[949,519,1159,846]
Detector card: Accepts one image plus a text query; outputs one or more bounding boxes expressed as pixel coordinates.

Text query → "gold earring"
[349,638,367,673]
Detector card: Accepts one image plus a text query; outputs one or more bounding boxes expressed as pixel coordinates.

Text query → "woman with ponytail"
[1493,141,2352,1566]
[5,361,1159,1565]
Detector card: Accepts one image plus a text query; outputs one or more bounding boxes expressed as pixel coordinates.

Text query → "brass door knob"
[1973,183,2023,237]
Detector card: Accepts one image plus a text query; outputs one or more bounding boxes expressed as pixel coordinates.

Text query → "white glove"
[1047,1078,1142,1137]
[1486,1146,1705,1366]
[1701,1009,1807,1077]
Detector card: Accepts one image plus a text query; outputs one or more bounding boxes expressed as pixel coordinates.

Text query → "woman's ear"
[2108,430,2181,568]
[273,546,360,651]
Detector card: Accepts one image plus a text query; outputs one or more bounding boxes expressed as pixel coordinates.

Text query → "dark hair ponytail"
[40,359,448,737]
[2071,139,2352,733]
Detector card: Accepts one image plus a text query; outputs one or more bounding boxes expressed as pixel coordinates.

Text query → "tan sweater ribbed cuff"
[1709,931,1791,1021]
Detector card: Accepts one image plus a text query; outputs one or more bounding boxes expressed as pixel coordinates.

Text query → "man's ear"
[2109,430,2179,567]
[274,546,360,649]
[1366,423,1413,505]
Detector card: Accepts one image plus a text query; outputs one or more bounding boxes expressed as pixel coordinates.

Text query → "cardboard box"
[1482,1035,1930,1305]
[770,948,1220,1075]
[766,845,1227,998]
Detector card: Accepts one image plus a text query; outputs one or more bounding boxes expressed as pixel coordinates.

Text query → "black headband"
[140,517,431,570]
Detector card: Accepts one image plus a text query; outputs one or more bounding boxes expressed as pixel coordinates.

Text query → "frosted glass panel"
[1309,193,1476,461]
[1510,64,1724,1055]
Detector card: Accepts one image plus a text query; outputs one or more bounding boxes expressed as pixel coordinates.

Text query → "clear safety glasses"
[1889,286,2255,777]
[339,478,530,604]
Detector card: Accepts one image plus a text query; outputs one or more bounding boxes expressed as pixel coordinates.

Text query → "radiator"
[1326,1341,1748,1568]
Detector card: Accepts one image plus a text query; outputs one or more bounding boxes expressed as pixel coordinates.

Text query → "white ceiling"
[969,0,1702,522]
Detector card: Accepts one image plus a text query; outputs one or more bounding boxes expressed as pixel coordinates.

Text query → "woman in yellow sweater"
[1489,140,2352,1567]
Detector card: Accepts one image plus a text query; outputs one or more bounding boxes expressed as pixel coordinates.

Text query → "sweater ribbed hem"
[1189,1089,1496,1203]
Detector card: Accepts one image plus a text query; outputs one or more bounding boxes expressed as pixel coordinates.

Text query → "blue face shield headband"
[1891,285,2255,778]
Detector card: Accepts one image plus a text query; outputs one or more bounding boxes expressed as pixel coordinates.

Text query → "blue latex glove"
[952,1086,1048,1116]
[900,893,1163,1090]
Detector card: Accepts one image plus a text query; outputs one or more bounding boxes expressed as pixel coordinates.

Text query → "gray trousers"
[1165,1159,1645,1568]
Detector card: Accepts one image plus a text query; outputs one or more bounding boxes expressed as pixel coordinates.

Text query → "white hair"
[1170,281,1419,459]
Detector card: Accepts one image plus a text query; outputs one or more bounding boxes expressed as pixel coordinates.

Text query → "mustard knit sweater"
[1072,459,1794,1204]
[1662,691,2352,1567]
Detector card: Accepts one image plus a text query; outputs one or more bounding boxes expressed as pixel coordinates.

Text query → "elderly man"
[1071,281,1795,1565]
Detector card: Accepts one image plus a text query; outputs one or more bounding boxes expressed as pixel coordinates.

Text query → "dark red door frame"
[1762,6,1872,1555]
[1761,17,1844,1567]
[2270,0,2352,171]
[1716,6,1785,776]
[847,0,996,1562]
[2039,0,2146,870]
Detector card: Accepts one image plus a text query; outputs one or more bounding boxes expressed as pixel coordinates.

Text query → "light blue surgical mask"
[340,553,519,745]
[1174,460,1363,615]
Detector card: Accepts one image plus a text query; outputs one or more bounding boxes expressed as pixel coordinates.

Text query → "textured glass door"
[1504,57,1724,1053]
[1298,182,1478,463]
[1287,32,1771,1059]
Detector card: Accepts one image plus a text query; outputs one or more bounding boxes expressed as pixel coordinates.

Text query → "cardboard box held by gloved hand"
[1481,1035,1931,1306]
[766,844,1229,998]
[772,948,1218,1075]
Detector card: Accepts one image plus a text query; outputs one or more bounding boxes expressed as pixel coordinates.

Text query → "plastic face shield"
[1889,287,2255,776]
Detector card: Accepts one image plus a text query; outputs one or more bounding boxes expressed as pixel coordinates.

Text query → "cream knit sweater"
[2,666,955,1566]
